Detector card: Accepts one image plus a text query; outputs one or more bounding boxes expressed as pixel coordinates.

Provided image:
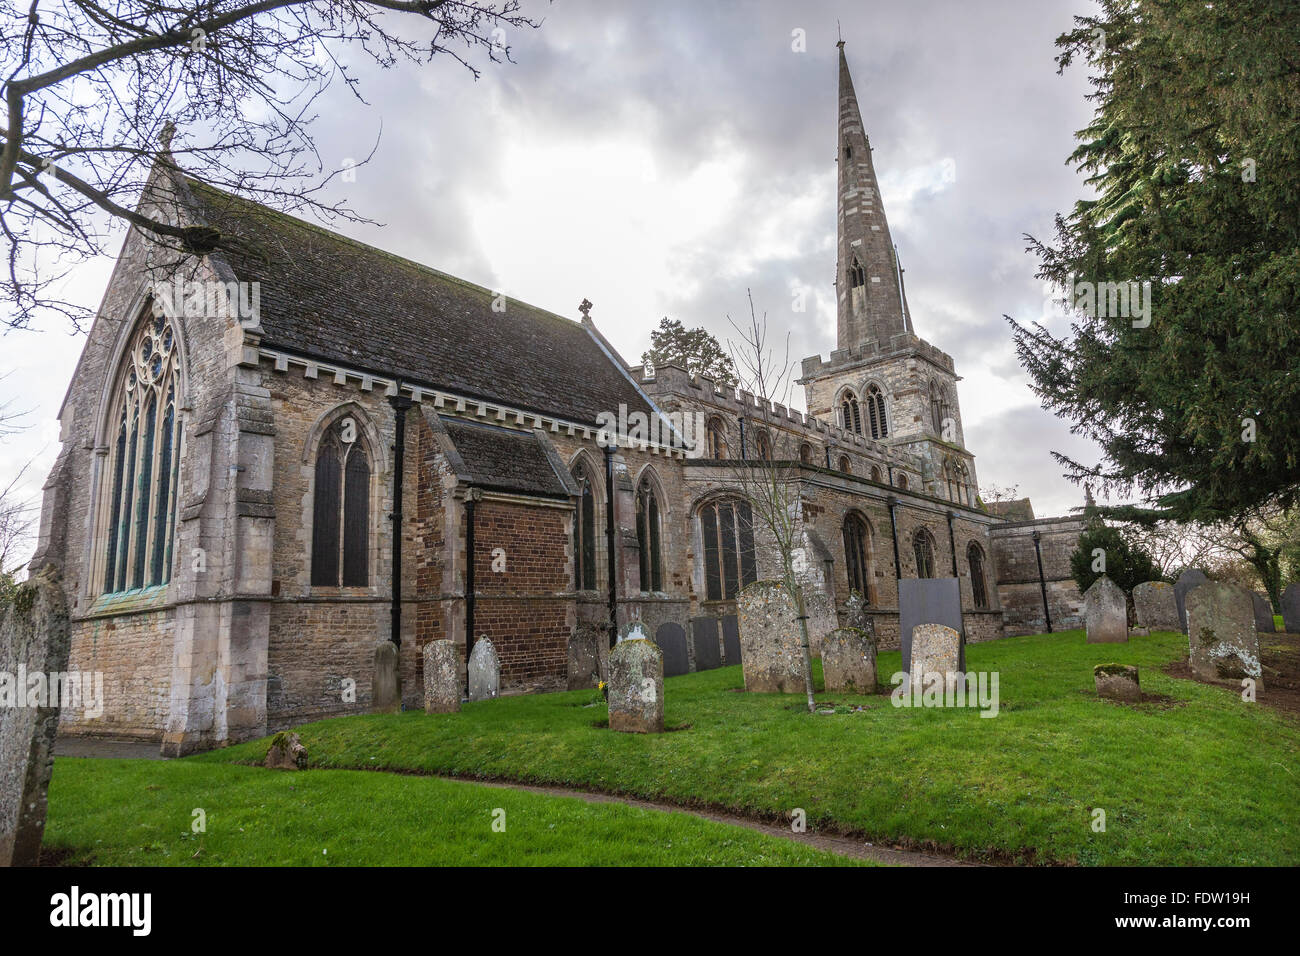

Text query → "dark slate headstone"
[1174,569,1209,634]
[1252,592,1276,634]
[721,614,741,666]
[898,578,964,673]
[690,616,721,671]
[1284,583,1300,635]
[654,622,689,677]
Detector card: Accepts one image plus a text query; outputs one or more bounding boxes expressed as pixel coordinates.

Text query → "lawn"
[201,629,1300,866]
[44,759,863,866]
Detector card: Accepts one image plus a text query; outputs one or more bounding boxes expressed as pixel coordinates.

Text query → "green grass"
[44,759,864,866]
[201,629,1300,866]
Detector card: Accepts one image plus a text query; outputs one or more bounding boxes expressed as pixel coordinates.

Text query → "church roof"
[436,416,576,499]
[180,177,656,427]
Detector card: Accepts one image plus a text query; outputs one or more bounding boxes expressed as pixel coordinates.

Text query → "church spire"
[835,41,910,350]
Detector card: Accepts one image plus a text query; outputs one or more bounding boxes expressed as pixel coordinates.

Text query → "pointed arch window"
[706,417,728,460]
[755,429,773,460]
[870,464,883,483]
[311,417,371,587]
[838,454,852,475]
[840,390,862,435]
[968,541,989,609]
[842,513,874,604]
[101,306,182,594]
[572,460,598,591]
[913,528,937,579]
[636,474,663,593]
[865,384,888,439]
[799,442,814,465]
[699,499,757,602]
[931,380,953,437]
[897,472,908,491]
[849,257,868,313]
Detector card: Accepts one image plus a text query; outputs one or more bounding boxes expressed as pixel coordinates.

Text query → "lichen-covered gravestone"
[264,731,308,769]
[1,568,71,867]
[1185,583,1262,688]
[423,640,460,714]
[467,638,500,702]
[608,638,664,733]
[1174,569,1210,633]
[1094,664,1140,702]
[372,640,401,713]
[1133,581,1179,631]
[737,581,808,694]
[821,628,877,693]
[1252,593,1276,634]
[909,623,961,696]
[617,619,651,644]
[1084,575,1128,644]
[1283,583,1300,635]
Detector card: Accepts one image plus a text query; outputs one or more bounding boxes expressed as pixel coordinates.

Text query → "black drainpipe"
[946,511,959,576]
[738,417,747,460]
[1032,529,1052,632]
[604,445,618,648]
[886,496,902,580]
[388,392,413,648]
[465,489,478,689]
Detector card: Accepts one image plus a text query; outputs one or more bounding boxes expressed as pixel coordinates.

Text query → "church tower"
[800,41,979,506]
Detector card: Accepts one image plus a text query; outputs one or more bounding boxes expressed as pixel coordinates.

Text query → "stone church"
[32,43,1083,754]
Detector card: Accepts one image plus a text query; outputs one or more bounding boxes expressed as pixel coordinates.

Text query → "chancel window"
[101,306,182,594]
[572,460,598,591]
[968,541,989,609]
[700,499,757,601]
[913,528,937,579]
[636,475,663,593]
[311,417,371,587]
[865,384,888,439]
[842,513,874,603]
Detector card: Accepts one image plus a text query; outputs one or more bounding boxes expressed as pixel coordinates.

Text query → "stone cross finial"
[160,121,176,152]
[578,298,593,319]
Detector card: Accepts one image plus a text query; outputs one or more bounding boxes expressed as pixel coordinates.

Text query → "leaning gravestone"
[1133,581,1179,631]
[737,581,808,694]
[1185,583,1262,688]
[264,731,308,770]
[1,567,71,867]
[721,614,742,667]
[1174,569,1210,633]
[372,640,401,713]
[690,616,721,671]
[423,640,460,714]
[1251,593,1275,634]
[467,637,500,702]
[909,623,961,696]
[1084,575,1128,644]
[821,628,877,694]
[1094,664,1140,702]
[898,578,964,672]
[1283,583,1300,635]
[567,625,603,691]
[617,619,651,644]
[608,639,664,733]
[653,622,689,677]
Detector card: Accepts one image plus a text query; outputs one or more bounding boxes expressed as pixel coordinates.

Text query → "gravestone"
[1284,583,1300,635]
[1185,583,1262,687]
[617,619,651,644]
[1084,575,1128,644]
[1252,593,1276,634]
[1133,581,1179,631]
[0,567,71,867]
[821,628,877,693]
[423,640,460,714]
[721,614,741,666]
[737,581,808,694]
[1174,569,1209,633]
[467,638,500,702]
[608,639,664,733]
[690,616,721,671]
[898,578,964,673]
[264,731,308,770]
[654,622,689,677]
[909,623,962,696]
[567,625,603,690]
[372,640,401,713]
[1094,664,1140,702]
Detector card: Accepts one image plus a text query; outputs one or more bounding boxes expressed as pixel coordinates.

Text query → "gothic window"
[931,381,953,438]
[755,429,773,460]
[865,384,888,439]
[311,417,371,587]
[636,475,663,593]
[849,257,867,313]
[913,528,937,579]
[699,499,757,602]
[968,541,989,609]
[870,464,883,483]
[897,472,908,491]
[706,417,728,460]
[100,305,182,594]
[840,390,862,435]
[842,513,874,603]
[799,442,814,465]
[572,459,598,591]
[838,455,852,475]
[944,458,957,502]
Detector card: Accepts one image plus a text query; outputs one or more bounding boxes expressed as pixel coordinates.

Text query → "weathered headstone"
[423,640,460,714]
[1174,569,1209,633]
[1084,575,1128,644]
[721,614,741,666]
[737,581,809,694]
[0,568,71,867]
[821,628,877,693]
[567,625,603,690]
[1185,583,1262,687]
[1094,664,1140,702]
[264,731,308,769]
[690,616,721,671]
[1251,593,1275,634]
[608,639,664,733]
[467,637,500,702]
[654,622,689,677]
[617,619,651,644]
[372,640,401,713]
[1283,583,1300,635]
[1133,581,1179,631]
[898,578,964,672]
[909,623,961,696]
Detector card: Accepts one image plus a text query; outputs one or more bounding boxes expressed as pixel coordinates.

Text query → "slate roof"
[180,177,655,426]
[439,417,573,498]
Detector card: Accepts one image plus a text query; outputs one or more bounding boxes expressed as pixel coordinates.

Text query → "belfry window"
[636,475,663,593]
[840,390,862,435]
[572,460,598,591]
[311,417,371,587]
[101,306,182,594]
[699,499,757,602]
[865,384,888,439]
[849,257,867,313]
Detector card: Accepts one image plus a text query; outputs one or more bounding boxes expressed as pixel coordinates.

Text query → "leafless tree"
[0,390,38,595]
[0,0,540,330]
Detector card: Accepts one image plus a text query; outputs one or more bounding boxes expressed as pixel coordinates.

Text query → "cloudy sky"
[1,0,1107,569]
